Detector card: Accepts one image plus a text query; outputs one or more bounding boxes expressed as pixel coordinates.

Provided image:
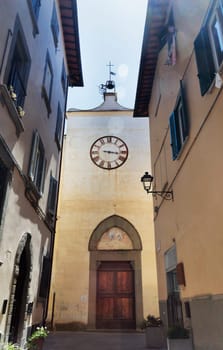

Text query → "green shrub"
[141,315,163,328]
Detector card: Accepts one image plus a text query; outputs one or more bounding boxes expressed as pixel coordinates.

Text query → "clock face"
[90,136,128,170]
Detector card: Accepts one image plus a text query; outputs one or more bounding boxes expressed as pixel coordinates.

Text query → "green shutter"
[169,112,180,160]
[39,157,46,195]
[194,27,215,96]
[47,176,58,216]
[39,256,51,299]
[55,104,63,148]
[180,80,189,141]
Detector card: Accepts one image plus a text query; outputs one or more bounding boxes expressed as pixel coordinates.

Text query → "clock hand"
[103,150,119,154]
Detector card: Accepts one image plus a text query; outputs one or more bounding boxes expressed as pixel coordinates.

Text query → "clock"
[90,136,128,170]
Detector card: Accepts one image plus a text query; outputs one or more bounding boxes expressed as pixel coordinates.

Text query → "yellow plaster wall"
[49,106,158,327]
[148,0,223,302]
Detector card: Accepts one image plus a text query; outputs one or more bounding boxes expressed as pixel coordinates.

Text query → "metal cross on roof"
[99,61,116,94]
[107,61,116,81]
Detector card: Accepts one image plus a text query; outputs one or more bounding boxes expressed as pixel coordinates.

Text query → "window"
[165,246,183,327]
[61,61,67,94]
[55,103,63,149]
[28,131,46,196]
[42,52,53,113]
[5,16,31,108]
[31,0,41,19]
[169,81,189,160]
[159,7,175,50]
[194,0,223,95]
[47,175,58,218]
[51,2,59,47]
[27,0,41,35]
[39,256,51,299]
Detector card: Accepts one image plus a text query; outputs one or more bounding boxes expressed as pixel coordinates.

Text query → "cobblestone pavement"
[42,331,149,350]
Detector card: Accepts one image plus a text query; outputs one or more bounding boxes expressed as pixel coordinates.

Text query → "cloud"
[118,64,129,78]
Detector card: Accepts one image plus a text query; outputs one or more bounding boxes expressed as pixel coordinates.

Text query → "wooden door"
[96,261,135,329]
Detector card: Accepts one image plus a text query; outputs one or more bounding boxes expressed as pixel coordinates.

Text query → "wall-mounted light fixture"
[140,171,173,200]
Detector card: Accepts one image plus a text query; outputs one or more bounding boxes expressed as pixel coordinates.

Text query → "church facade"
[48,90,158,330]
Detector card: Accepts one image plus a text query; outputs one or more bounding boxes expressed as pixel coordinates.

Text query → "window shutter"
[176,262,186,286]
[28,131,39,181]
[51,3,59,47]
[180,80,189,140]
[194,27,215,96]
[39,157,46,195]
[39,256,51,299]
[55,105,63,148]
[47,176,58,216]
[169,112,180,160]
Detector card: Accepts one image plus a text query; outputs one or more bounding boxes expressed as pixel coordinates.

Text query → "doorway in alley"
[88,215,143,330]
[96,261,135,329]
[6,233,32,343]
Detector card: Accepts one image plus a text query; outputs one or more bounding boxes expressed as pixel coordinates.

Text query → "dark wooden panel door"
[96,261,135,329]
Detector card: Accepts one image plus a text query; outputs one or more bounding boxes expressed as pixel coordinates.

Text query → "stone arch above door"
[88,215,142,251]
[88,216,143,330]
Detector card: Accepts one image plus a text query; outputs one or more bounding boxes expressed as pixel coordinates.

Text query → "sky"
[67,0,148,110]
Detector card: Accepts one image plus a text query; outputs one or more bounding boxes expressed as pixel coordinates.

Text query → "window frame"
[55,103,63,150]
[208,0,223,69]
[169,81,189,160]
[47,175,58,218]
[27,0,41,35]
[28,130,46,197]
[38,255,51,299]
[61,60,67,94]
[42,51,53,114]
[194,0,223,95]
[4,15,31,108]
[51,2,59,48]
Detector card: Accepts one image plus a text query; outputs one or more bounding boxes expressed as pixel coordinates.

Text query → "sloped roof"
[68,92,131,112]
[133,0,169,117]
[59,0,83,87]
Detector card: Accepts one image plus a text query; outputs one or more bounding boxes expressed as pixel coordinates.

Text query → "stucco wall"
[49,104,158,328]
[0,0,69,342]
[148,0,223,348]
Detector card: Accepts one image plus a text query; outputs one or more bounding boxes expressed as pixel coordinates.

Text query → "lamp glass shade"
[141,172,153,192]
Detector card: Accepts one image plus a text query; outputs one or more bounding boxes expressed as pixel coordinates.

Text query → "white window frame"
[28,130,46,195]
[208,0,223,70]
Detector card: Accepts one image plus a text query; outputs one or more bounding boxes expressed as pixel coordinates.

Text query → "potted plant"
[17,106,25,118]
[8,85,17,102]
[26,326,49,350]
[167,325,193,350]
[142,315,166,349]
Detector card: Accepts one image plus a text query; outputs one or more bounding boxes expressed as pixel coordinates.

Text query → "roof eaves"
[133,0,169,117]
[59,0,84,87]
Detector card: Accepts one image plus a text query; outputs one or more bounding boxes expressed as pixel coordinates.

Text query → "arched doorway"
[6,233,32,343]
[88,215,143,330]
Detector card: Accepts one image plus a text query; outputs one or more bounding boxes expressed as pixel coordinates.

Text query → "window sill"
[0,84,24,136]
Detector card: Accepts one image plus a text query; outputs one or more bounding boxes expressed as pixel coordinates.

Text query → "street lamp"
[140,171,173,200]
